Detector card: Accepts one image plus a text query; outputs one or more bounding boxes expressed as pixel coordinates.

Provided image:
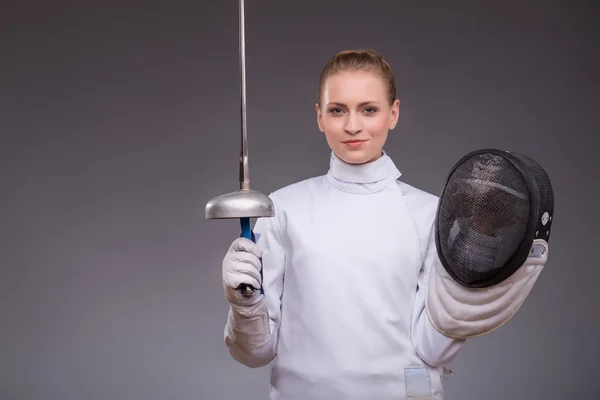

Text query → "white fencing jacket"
[224,151,466,399]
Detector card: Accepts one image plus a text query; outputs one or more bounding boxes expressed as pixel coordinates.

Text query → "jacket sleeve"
[224,194,287,368]
[410,224,466,367]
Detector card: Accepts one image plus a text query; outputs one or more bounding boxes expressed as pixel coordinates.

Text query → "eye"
[328,108,343,115]
[363,107,377,114]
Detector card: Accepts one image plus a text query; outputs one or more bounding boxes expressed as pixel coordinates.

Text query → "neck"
[326,150,401,194]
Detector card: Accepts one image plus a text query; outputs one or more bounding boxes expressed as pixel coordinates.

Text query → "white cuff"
[426,239,548,339]
[224,300,276,368]
[225,300,271,347]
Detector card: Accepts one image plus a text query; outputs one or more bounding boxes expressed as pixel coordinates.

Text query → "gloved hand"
[222,237,264,309]
[426,239,548,339]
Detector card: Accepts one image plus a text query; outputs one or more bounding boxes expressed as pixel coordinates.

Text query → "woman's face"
[316,69,400,164]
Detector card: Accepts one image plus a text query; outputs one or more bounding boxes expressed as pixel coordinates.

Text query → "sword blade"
[239,0,250,191]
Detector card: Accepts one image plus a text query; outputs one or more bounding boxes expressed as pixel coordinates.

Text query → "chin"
[337,149,380,165]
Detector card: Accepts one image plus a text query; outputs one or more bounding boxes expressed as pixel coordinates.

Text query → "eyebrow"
[326,101,381,107]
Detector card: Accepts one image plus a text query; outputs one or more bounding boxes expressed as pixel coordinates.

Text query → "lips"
[343,139,368,149]
[342,139,367,144]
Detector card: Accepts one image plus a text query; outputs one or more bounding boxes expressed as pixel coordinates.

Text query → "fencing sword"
[205,0,274,297]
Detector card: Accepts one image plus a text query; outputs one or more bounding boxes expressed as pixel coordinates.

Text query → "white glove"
[426,239,548,339]
[222,237,272,359]
[222,237,264,309]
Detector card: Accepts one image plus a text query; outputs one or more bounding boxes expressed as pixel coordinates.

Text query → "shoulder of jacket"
[396,180,439,204]
[262,176,325,234]
[270,175,326,202]
[395,179,440,225]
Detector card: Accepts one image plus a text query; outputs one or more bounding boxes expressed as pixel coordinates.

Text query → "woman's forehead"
[322,70,387,104]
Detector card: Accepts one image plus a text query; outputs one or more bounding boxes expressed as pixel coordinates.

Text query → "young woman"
[221,49,466,399]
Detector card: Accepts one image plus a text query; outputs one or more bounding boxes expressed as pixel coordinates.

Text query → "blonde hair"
[317,48,397,107]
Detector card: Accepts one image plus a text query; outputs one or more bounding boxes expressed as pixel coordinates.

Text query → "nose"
[344,112,362,135]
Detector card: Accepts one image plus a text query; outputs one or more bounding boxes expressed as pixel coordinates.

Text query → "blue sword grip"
[239,217,264,296]
[241,217,252,240]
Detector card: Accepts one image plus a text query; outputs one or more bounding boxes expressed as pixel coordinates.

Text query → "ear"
[389,99,400,130]
[315,103,325,133]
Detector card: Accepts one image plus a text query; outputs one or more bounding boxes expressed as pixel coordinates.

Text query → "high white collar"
[326,150,402,194]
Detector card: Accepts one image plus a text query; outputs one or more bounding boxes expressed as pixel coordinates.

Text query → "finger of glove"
[228,237,263,259]
[224,251,262,288]
[225,263,261,289]
[227,275,261,293]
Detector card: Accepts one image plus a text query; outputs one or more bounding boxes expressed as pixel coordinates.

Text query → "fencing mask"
[435,148,554,288]
[426,149,554,339]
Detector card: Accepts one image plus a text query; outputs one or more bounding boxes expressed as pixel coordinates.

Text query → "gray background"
[1,1,598,399]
